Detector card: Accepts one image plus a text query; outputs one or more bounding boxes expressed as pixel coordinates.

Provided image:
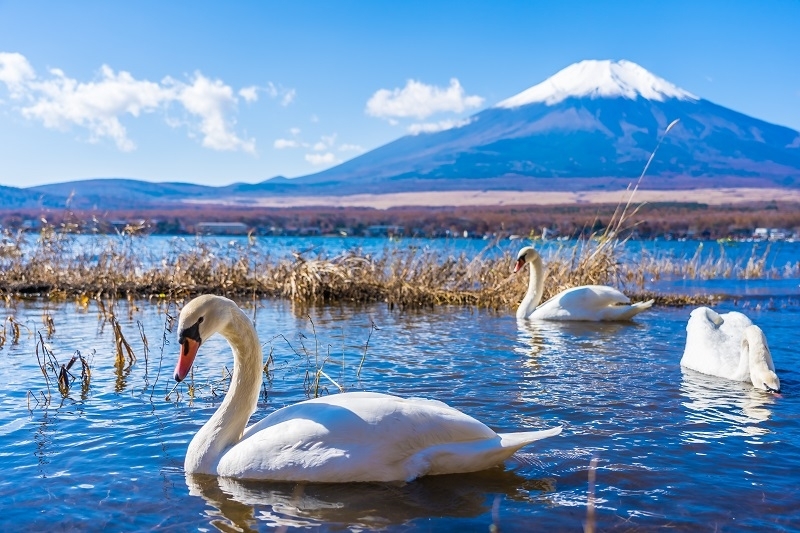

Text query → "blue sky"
[1,0,798,188]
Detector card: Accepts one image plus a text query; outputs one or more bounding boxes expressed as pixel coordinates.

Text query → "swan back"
[681,307,780,392]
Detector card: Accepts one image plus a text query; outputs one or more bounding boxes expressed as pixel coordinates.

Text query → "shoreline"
[183,187,800,209]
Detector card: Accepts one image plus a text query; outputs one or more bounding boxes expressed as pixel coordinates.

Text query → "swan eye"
[180,317,204,344]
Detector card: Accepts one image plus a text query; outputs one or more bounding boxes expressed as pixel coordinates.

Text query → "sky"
[0,0,798,188]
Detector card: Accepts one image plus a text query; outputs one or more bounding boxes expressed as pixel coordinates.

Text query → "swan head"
[514,246,540,273]
[742,325,781,394]
[174,294,236,382]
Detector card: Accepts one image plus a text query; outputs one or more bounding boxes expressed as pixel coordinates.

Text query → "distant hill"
[23,59,800,208]
[0,184,69,209]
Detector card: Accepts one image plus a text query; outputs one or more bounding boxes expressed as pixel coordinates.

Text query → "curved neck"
[517,254,545,319]
[744,332,775,385]
[186,306,263,474]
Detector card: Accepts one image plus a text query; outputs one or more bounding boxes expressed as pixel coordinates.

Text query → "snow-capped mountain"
[275,59,800,194]
[496,59,697,107]
[23,59,800,208]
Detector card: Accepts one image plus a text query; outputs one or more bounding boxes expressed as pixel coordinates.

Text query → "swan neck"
[517,254,545,319]
[187,305,263,474]
[745,335,773,374]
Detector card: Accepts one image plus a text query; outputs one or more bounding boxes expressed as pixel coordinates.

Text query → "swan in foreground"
[513,246,654,321]
[680,307,780,393]
[174,294,562,482]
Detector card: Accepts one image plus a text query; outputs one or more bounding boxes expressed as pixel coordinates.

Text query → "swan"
[174,294,562,482]
[680,307,780,393]
[513,246,654,321]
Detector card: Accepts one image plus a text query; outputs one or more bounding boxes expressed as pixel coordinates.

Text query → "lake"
[0,238,798,531]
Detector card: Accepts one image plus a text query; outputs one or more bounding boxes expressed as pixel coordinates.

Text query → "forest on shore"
[0,200,798,240]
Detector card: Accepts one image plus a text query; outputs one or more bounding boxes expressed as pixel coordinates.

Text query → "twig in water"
[357,320,379,379]
[151,307,175,401]
[584,456,599,533]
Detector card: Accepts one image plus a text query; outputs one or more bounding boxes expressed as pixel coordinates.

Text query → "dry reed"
[0,222,760,310]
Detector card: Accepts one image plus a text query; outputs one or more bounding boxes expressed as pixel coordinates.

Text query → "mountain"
[25,59,800,207]
[282,59,800,194]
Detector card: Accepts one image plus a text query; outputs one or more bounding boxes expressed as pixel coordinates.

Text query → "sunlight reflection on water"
[0,294,798,531]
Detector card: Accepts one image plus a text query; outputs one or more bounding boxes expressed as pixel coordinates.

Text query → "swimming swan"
[680,307,780,393]
[513,246,654,321]
[174,294,562,482]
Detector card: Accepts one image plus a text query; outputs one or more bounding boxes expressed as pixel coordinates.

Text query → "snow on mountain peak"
[495,59,697,108]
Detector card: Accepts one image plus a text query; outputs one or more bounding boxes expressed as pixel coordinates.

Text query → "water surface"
[0,244,799,531]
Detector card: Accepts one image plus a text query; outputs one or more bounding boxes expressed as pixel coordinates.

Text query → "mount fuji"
[21,59,800,208]
[278,59,800,195]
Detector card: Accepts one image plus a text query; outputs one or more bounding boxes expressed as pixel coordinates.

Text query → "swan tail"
[406,426,562,480]
[498,426,563,450]
[607,298,654,320]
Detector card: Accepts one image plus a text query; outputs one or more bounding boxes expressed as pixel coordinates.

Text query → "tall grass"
[1,221,785,309]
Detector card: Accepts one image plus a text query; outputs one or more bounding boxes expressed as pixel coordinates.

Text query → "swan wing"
[532,285,649,321]
[681,307,752,380]
[218,392,558,482]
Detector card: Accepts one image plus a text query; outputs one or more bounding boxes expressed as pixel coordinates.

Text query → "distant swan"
[174,294,562,482]
[680,307,780,393]
[513,246,654,321]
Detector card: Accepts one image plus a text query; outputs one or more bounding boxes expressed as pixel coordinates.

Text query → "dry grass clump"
[633,242,794,282]
[0,222,740,310]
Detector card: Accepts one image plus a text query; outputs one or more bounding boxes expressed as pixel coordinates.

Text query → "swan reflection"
[679,368,777,442]
[515,318,637,363]
[186,468,555,531]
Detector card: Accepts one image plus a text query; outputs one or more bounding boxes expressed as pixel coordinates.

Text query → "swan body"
[680,307,780,393]
[514,246,653,321]
[174,294,562,482]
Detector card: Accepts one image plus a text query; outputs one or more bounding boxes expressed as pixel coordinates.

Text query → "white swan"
[680,307,780,393]
[174,294,562,482]
[513,246,654,321]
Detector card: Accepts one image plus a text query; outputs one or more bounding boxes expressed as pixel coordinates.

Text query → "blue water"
[0,239,798,531]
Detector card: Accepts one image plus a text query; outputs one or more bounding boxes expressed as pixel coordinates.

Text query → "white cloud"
[281,88,296,107]
[264,81,295,107]
[239,86,259,102]
[289,127,301,135]
[0,52,260,153]
[0,52,35,96]
[174,72,255,153]
[338,143,364,152]
[274,138,299,149]
[313,141,327,151]
[305,152,337,166]
[21,64,171,151]
[408,118,473,135]
[365,78,483,120]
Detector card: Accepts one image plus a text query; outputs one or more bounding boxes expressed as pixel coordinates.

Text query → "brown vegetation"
[0,220,768,310]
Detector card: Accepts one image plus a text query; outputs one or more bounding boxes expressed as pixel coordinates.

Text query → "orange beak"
[514,258,525,273]
[174,338,200,382]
